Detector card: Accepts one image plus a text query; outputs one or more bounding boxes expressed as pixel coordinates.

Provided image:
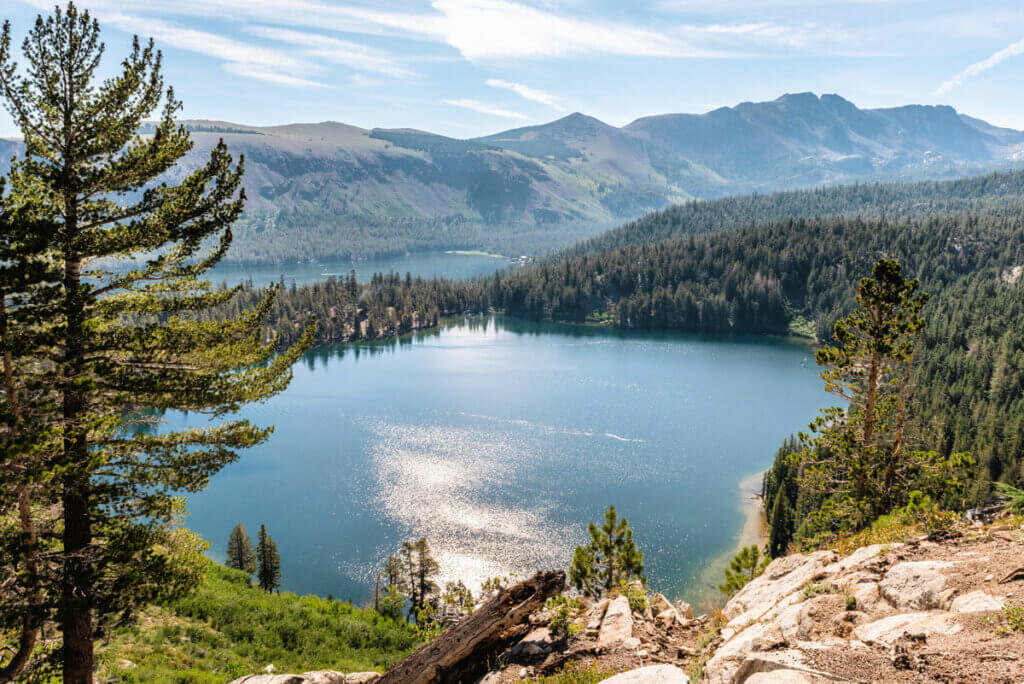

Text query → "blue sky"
[2,0,1024,138]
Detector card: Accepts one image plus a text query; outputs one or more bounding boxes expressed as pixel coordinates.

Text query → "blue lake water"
[205,252,510,288]
[174,316,825,606]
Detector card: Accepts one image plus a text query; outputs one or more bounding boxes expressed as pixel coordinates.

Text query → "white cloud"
[485,79,565,110]
[93,12,330,88]
[936,37,1024,95]
[244,26,414,78]
[221,62,329,88]
[442,99,528,119]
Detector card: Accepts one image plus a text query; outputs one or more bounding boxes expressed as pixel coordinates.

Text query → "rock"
[116,659,135,670]
[730,649,834,684]
[229,674,341,684]
[752,624,787,651]
[264,665,276,674]
[598,596,634,650]
[623,636,642,650]
[744,670,819,683]
[650,593,673,615]
[724,551,838,628]
[476,671,502,684]
[704,622,768,683]
[343,674,381,684]
[656,608,682,629]
[852,611,960,646]
[228,672,375,684]
[674,600,694,620]
[601,664,690,682]
[586,598,610,632]
[878,561,954,610]
[951,590,1004,613]
[509,627,552,659]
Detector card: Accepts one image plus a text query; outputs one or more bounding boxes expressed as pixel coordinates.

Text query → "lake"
[205,251,511,288]
[175,316,825,606]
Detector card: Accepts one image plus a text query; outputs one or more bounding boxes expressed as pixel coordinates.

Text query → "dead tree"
[380,570,566,684]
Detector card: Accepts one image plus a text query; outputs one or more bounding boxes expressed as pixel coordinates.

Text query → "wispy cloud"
[244,26,414,78]
[91,12,331,88]
[936,37,1024,94]
[222,62,328,88]
[442,98,528,119]
[485,79,565,110]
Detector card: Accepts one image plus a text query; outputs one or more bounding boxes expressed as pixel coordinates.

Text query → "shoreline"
[686,470,769,610]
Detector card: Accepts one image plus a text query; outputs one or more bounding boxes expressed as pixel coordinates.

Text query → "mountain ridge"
[5,93,1023,262]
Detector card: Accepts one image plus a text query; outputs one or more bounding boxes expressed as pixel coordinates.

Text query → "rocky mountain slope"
[6,94,1020,262]
[704,524,1024,682]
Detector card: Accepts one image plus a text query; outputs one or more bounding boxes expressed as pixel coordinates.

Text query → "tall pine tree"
[226,524,257,577]
[256,525,282,593]
[0,5,312,680]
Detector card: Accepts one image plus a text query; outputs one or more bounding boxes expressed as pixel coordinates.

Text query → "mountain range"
[4,92,1023,262]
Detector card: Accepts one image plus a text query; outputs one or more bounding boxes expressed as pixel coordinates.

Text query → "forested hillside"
[569,169,1024,256]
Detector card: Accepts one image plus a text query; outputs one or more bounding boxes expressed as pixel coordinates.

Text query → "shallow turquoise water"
[176,316,825,604]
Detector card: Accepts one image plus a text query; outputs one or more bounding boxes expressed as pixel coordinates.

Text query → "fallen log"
[380,569,566,684]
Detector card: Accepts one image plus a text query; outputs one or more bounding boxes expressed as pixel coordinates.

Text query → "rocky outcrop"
[598,596,636,650]
[228,672,379,684]
[704,527,1024,683]
[602,664,690,682]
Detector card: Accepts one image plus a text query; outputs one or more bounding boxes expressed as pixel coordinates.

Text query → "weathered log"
[380,570,566,684]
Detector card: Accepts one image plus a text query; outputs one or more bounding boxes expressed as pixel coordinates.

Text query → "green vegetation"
[537,662,621,683]
[546,595,584,641]
[800,583,839,601]
[225,525,256,578]
[718,546,769,597]
[96,561,421,683]
[988,601,1024,636]
[0,5,310,679]
[256,525,282,593]
[569,506,645,599]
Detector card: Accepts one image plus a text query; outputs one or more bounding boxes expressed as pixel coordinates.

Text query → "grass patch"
[97,561,421,683]
[538,662,621,683]
[800,582,839,601]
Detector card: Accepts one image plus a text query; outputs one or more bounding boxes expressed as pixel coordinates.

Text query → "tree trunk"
[380,570,565,684]
[61,245,94,684]
[61,479,93,683]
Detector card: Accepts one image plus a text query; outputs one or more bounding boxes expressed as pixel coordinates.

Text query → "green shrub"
[988,601,1024,636]
[546,595,584,641]
[617,581,648,614]
[800,583,839,601]
[97,561,421,682]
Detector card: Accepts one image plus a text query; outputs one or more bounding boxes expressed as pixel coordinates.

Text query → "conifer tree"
[568,505,645,598]
[0,5,312,680]
[767,492,792,558]
[798,259,930,527]
[0,181,57,683]
[399,537,439,622]
[718,545,768,596]
[256,525,282,593]
[226,524,257,577]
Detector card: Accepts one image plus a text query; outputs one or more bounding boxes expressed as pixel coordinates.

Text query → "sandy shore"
[685,470,769,610]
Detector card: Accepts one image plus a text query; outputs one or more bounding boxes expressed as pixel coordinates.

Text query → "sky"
[2,0,1024,138]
